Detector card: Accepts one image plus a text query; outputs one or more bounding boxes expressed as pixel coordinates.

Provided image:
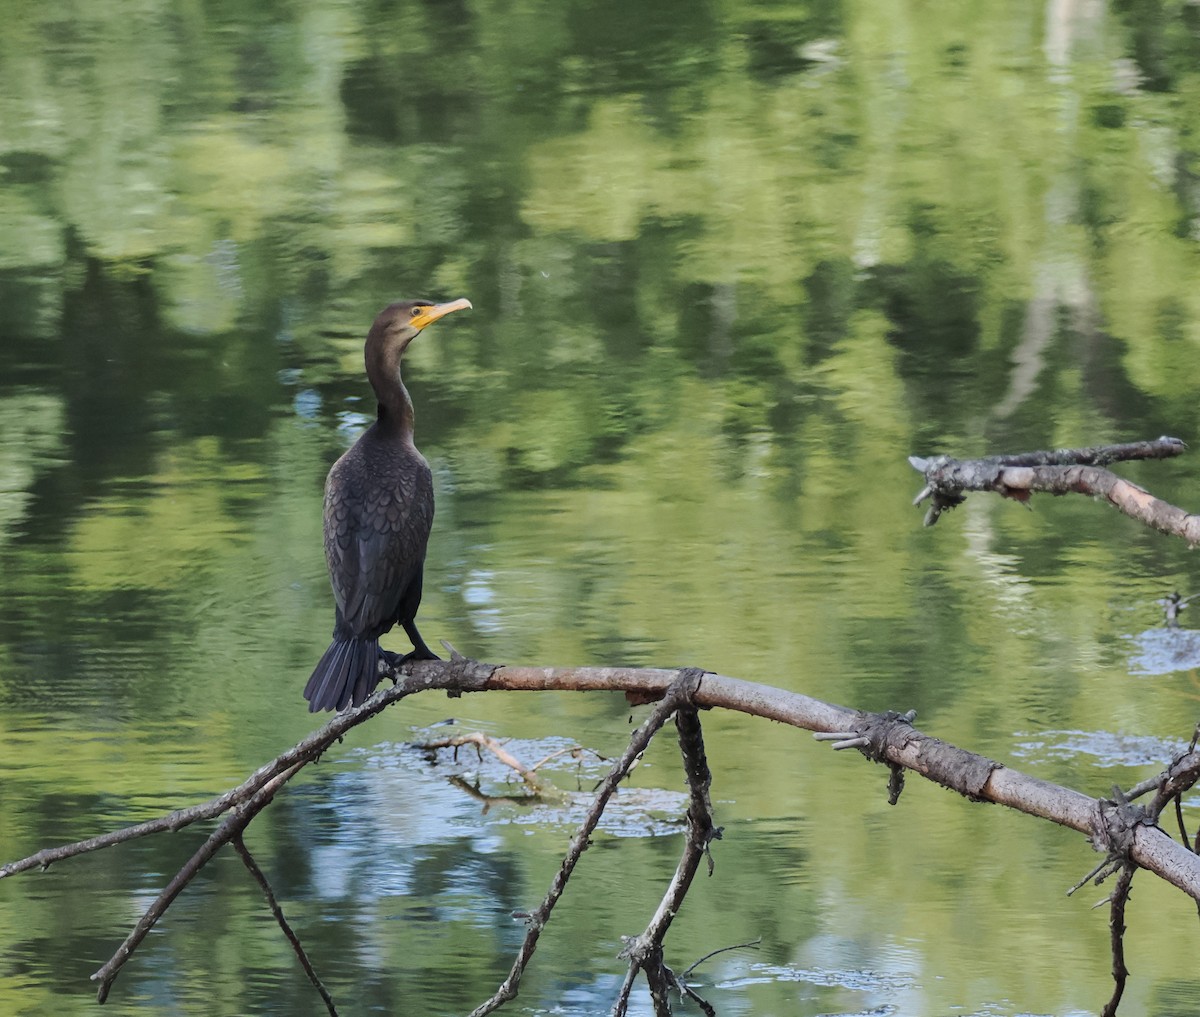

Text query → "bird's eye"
[410,306,424,318]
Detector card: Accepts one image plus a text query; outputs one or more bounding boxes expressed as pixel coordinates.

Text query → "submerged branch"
[415,732,552,794]
[427,662,1200,901]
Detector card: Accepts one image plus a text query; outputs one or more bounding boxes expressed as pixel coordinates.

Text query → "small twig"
[813,731,870,750]
[1100,866,1135,1017]
[1066,858,1116,897]
[233,833,337,1016]
[680,938,762,978]
[527,745,609,772]
[1124,750,1200,803]
[814,710,920,805]
[914,439,1186,472]
[1129,751,1200,863]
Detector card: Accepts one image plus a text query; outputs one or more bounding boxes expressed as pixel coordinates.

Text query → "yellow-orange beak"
[411,297,472,331]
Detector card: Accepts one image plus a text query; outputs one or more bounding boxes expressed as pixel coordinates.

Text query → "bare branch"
[681,939,761,979]
[913,438,1186,471]
[91,762,304,1002]
[614,676,720,1016]
[465,671,700,1017]
[1125,750,1200,803]
[13,439,1200,1015]
[233,834,337,1016]
[1067,858,1117,898]
[612,964,640,1017]
[12,661,1200,925]
[457,664,1200,901]
[1100,866,1135,1017]
[6,654,1200,1014]
[909,437,1200,535]
[1,662,500,880]
[527,745,609,773]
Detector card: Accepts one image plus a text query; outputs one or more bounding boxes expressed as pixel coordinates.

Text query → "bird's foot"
[380,647,441,683]
[379,649,405,683]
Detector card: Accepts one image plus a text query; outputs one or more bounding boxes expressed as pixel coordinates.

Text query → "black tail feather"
[304,637,381,712]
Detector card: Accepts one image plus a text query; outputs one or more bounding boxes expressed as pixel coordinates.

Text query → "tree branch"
[465,671,700,1017]
[909,437,1198,533]
[9,438,1200,1015]
[10,662,1200,912]
[1100,865,1135,1017]
[439,664,1200,902]
[1,661,500,880]
[5,659,1200,1012]
[614,674,720,1017]
[232,833,337,1016]
[91,761,305,1001]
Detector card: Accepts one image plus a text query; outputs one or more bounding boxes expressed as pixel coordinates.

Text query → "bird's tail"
[303,637,381,713]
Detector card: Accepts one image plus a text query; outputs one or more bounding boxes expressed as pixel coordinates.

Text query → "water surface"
[3,1,1200,1014]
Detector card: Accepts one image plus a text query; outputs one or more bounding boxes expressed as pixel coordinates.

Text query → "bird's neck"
[367,347,416,441]
[376,388,414,439]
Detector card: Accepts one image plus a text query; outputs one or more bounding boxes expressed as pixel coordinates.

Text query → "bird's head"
[364,297,472,423]
[369,298,473,355]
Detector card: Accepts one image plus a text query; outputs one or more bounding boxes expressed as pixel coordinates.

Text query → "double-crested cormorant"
[304,298,472,712]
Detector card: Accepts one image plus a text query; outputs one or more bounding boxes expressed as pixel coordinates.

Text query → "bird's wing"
[323,456,434,639]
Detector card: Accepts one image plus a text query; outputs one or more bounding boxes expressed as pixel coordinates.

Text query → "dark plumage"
[304,298,472,712]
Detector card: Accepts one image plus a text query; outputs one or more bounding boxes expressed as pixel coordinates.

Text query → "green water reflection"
[4,0,1200,1013]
